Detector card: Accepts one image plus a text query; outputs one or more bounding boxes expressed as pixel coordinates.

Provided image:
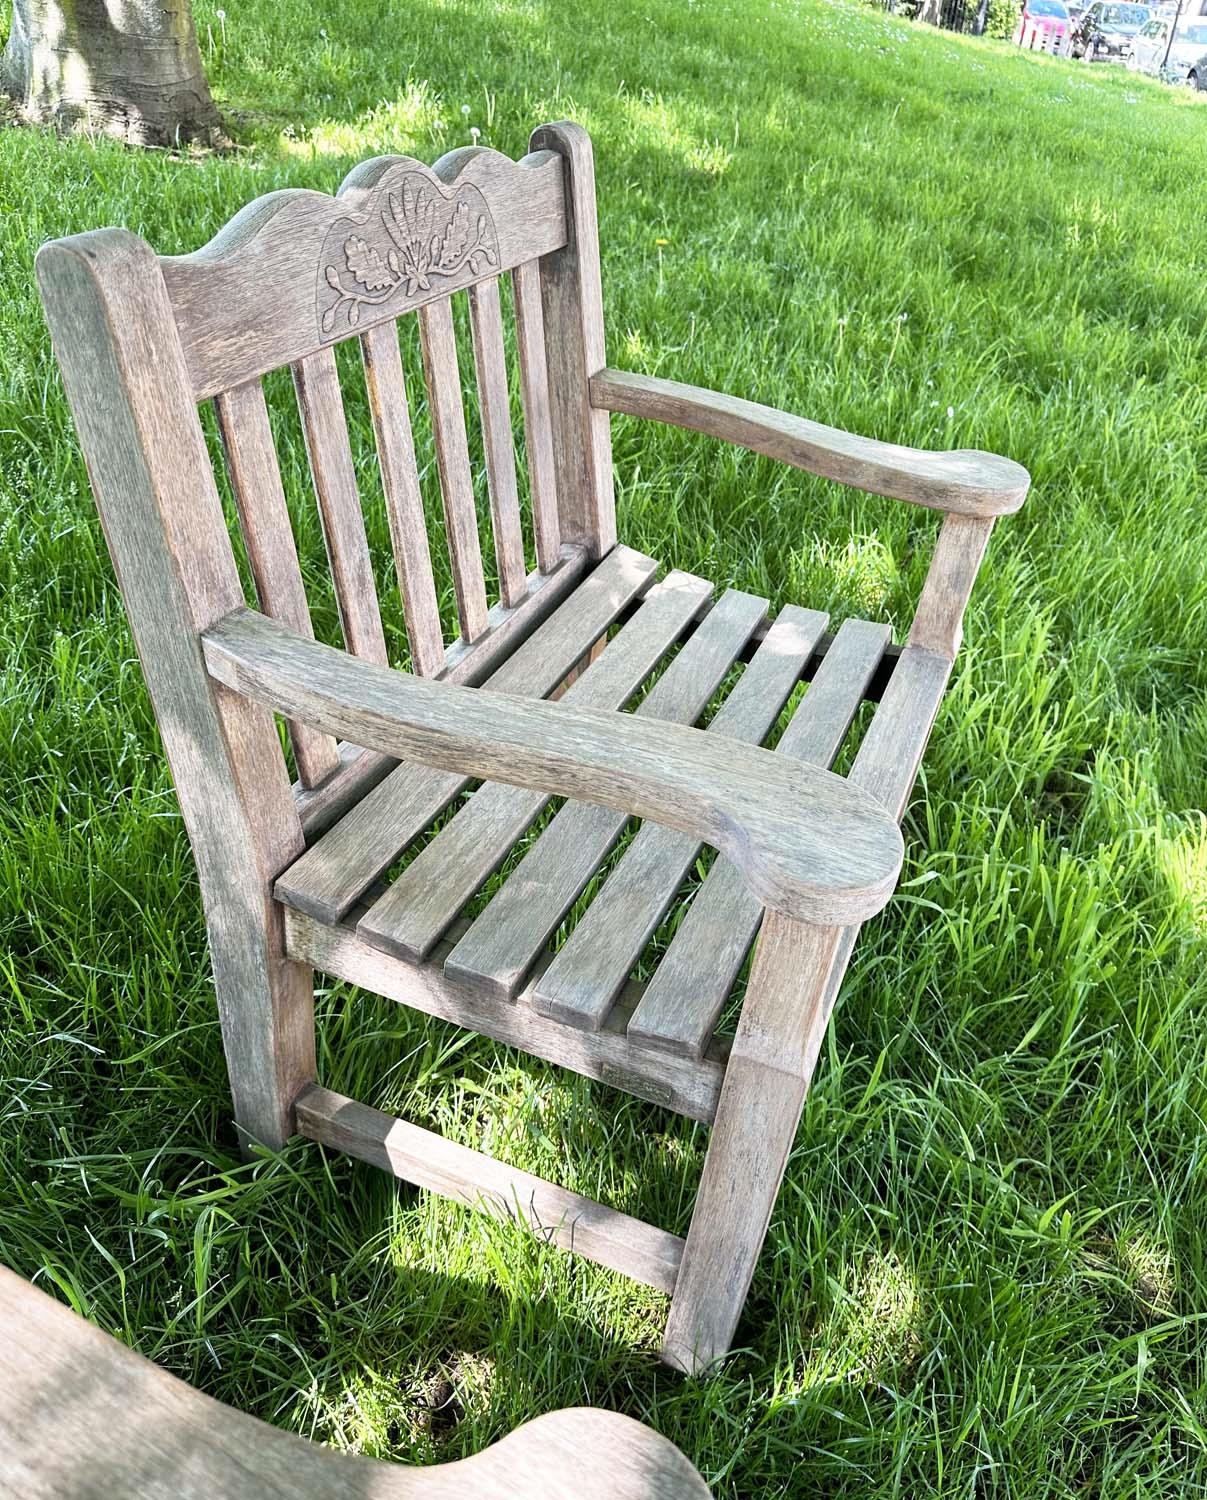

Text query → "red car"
[1015,0,1073,51]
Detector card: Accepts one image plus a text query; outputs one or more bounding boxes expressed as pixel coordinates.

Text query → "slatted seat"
[39,121,1029,1376]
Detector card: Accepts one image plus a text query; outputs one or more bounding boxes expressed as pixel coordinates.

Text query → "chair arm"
[590,369,1030,517]
[202,608,904,927]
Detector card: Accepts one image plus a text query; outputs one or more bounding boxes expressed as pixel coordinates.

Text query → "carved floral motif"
[318,173,500,335]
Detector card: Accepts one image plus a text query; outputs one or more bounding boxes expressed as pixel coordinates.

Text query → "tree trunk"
[1,0,224,148]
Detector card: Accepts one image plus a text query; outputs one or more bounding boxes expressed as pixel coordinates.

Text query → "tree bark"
[2,0,224,148]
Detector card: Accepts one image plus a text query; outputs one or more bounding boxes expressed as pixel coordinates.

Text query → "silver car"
[1126,15,1207,82]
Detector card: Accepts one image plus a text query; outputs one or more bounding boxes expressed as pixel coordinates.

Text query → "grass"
[2,0,1207,1493]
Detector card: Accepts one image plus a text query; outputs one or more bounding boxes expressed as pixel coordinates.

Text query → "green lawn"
[3,0,1207,1493]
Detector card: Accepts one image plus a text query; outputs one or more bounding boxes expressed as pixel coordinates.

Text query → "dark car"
[1070,1,1153,58]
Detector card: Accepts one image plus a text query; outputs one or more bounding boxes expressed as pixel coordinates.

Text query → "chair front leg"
[662,915,852,1374]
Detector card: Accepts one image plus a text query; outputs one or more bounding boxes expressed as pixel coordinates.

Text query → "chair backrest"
[38,123,616,825]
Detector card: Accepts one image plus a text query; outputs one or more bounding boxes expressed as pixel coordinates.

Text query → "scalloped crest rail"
[37,121,1029,1376]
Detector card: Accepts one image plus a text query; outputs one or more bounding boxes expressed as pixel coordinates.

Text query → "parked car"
[1015,0,1072,51]
[1070,1,1152,58]
[1127,16,1207,79]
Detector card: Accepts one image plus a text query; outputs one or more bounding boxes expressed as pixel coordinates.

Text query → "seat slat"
[274,545,658,922]
[440,589,769,1003]
[292,347,389,665]
[511,260,561,574]
[847,643,951,818]
[214,378,342,788]
[360,322,445,676]
[354,571,714,962]
[627,617,891,1058]
[417,298,490,643]
[285,907,727,1123]
[531,605,829,1032]
[468,278,528,608]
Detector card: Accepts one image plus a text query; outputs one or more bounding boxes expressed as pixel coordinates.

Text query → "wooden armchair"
[38,122,1029,1375]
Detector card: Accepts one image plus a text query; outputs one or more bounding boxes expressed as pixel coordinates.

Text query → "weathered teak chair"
[39,122,1029,1374]
[0,1267,711,1497]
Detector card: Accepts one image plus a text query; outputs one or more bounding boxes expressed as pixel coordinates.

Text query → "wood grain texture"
[848,644,952,820]
[591,369,1031,518]
[292,346,389,665]
[908,512,996,658]
[37,229,314,1150]
[511,257,561,572]
[284,908,726,1122]
[275,545,657,922]
[359,320,445,676]
[297,1085,684,1292]
[468,276,528,606]
[159,147,569,401]
[444,588,770,1003]
[204,607,905,927]
[418,297,490,643]
[662,647,955,1372]
[0,1268,713,1498]
[356,571,715,963]
[533,605,829,1032]
[662,917,846,1375]
[628,617,890,1058]
[292,553,592,840]
[528,123,616,558]
[214,377,342,788]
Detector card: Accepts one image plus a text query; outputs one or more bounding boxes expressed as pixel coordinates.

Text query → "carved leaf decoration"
[344,234,394,291]
[318,171,501,338]
[437,200,471,269]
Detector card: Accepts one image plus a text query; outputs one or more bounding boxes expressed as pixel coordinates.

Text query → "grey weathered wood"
[435,545,589,686]
[359,320,445,676]
[293,346,389,665]
[418,297,490,643]
[511,257,562,573]
[159,148,570,401]
[908,512,996,658]
[444,589,772,1002]
[848,644,953,819]
[43,126,1026,1373]
[297,1084,684,1292]
[355,571,714,963]
[0,1267,713,1499]
[661,916,846,1375]
[203,607,905,928]
[214,377,342,788]
[468,276,528,607]
[285,908,726,1123]
[290,550,591,841]
[275,545,657,923]
[591,369,1032,518]
[660,644,955,1373]
[532,606,829,1031]
[629,617,891,1058]
[528,123,615,558]
[37,229,314,1150]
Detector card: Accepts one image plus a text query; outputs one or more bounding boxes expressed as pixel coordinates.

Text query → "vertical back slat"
[214,379,342,788]
[292,347,389,666]
[511,259,562,574]
[360,322,446,676]
[468,278,528,608]
[417,299,490,643]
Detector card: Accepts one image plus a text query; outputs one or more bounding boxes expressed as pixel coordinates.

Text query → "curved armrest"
[590,369,1030,517]
[202,609,904,926]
